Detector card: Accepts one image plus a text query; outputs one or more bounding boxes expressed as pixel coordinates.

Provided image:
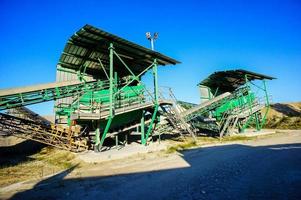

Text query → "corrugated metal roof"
[198,69,275,93]
[57,24,180,79]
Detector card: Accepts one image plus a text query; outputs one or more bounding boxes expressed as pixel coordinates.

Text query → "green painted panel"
[214,92,255,119]
[119,85,144,99]
[79,89,110,105]
[99,110,143,131]
[55,85,146,128]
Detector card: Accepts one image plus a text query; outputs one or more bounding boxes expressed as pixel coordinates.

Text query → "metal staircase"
[219,115,237,137]
[157,88,196,139]
[218,100,265,137]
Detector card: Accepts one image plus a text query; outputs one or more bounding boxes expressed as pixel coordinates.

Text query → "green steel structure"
[182,69,275,137]
[0,80,105,110]
[0,25,276,152]
[0,24,185,152]
[54,25,181,151]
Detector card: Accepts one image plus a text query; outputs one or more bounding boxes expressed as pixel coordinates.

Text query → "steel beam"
[96,43,115,151]
[142,59,159,145]
[259,79,270,129]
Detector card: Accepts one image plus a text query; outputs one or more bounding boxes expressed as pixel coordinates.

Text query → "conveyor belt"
[181,92,232,119]
[0,80,82,96]
[0,80,108,110]
[181,87,251,122]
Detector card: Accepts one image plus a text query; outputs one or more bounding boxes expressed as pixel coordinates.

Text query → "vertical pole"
[97,43,115,150]
[115,135,118,148]
[94,126,100,150]
[260,79,270,129]
[153,59,159,104]
[114,72,118,91]
[144,106,158,145]
[264,80,269,104]
[245,74,252,110]
[151,38,154,51]
[141,110,145,144]
[143,59,159,145]
[114,72,118,107]
[242,74,253,132]
[255,112,260,131]
[109,43,114,117]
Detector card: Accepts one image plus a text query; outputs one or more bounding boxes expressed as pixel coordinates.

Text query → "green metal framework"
[93,43,162,150]
[0,80,105,110]
[239,74,271,132]
[188,69,275,136]
[0,24,180,152]
[54,25,180,151]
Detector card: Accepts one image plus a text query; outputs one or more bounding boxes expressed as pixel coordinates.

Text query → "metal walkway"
[71,99,173,120]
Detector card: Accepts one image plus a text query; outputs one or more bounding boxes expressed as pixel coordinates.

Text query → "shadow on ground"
[0,139,45,166]
[8,142,301,200]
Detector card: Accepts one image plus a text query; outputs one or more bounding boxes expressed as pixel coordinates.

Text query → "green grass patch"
[166,139,197,153]
[33,147,76,169]
[221,135,251,142]
[0,146,78,187]
[166,134,260,154]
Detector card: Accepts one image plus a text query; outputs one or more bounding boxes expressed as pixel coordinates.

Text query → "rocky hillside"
[264,102,301,129]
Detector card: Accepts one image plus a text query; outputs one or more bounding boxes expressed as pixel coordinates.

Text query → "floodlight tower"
[146,32,158,50]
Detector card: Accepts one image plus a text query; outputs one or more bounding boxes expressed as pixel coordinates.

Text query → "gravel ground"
[1,130,301,200]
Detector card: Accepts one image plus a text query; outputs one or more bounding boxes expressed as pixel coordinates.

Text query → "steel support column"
[140,110,145,144]
[142,59,159,145]
[241,75,255,132]
[96,43,115,151]
[94,126,100,150]
[259,80,270,129]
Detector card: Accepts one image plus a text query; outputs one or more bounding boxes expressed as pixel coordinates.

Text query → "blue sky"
[0,0,301,115]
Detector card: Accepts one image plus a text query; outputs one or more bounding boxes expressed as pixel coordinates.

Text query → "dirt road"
[1,131,301,200]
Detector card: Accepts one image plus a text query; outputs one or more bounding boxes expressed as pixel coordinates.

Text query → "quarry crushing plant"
[180,69,275,137]
[0,25,194,152]
[0,25,275,152]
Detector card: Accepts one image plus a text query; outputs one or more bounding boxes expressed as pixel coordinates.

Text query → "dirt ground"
[1,130,300,200]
